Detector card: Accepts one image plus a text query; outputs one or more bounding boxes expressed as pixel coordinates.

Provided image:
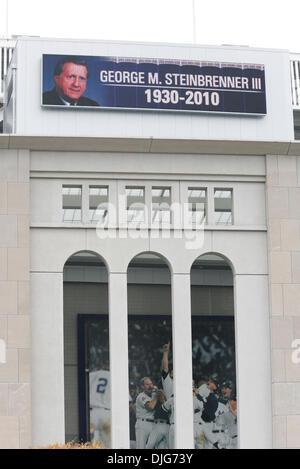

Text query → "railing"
[1,42,300,110]
[290,55,300,109]
[0,38,15,103]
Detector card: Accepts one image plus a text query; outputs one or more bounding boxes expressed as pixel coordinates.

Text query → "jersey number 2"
[96,378,108,394]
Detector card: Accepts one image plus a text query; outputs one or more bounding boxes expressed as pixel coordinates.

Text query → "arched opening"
[191,253,237,449]
[63,251,110,446]
[127,253,174,449]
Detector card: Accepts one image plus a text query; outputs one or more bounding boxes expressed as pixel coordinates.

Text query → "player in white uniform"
[193,382,205,449]
[215,397,238,449]
[89,368,111,448]
[161,394,175,449]
[196,377,225,449]
[135,377,159,449]
[212,398,231,448]
[225,398,238,449]
[198,377,217,401]
[161,383,203,449]
[146,388,170,449]
[144,342,173,449]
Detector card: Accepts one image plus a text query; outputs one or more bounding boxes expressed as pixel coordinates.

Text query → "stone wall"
[0,149,30,448]
[1,147,296,448]
[267,154,300,448]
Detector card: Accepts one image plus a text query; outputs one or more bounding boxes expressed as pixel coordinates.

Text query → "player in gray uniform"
[193,382,205,449]
[145,342,173,449]
[146,388,170,449]
[89,364,111,448]
[197,377,225,449]
[226,398,238,448]
[135,377,159,449]
[161,394,175,449]
[198,377,217,402]
[162,383,204,449]
[215,396,238,449]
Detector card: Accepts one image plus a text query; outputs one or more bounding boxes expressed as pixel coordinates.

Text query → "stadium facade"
[0,36,300,449]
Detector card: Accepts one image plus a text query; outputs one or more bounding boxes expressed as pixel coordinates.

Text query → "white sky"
[0,0,300,52]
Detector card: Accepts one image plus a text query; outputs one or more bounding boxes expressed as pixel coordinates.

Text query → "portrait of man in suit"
[43,56,99,106]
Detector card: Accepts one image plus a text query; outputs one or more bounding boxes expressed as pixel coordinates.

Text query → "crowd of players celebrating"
[88,318,237,449]
[129,342,237,449]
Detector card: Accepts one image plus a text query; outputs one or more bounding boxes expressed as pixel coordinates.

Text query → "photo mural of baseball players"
[191,253,238,449]
[127,253,174,449]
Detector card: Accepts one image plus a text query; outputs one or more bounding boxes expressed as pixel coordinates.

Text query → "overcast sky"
[0,0,300,53]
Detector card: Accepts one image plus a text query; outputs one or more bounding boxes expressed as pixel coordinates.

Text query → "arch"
[63,249,110,273]
[190,251,237,449]
[63,249,110,445]
[126,250,173,274]
[189,250,236,276]
[127,250,174,449]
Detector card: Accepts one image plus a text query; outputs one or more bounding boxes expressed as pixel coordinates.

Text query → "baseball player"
[161,394,175,449]
[161,383,204,449]
[198,376,218,401]
[196,376,226,449]
[226,397,238,448]
[215,396,238,449]
[192,383,205,449]
[219,380,234,404]
[129,381,138,449]
[146,388,170,449]
[89,365,111,448]
[145,342,174,449]
[145,341,174,449]
[135,377,159,449]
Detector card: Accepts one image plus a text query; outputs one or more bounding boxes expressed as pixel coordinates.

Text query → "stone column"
[109,272,130,448]
[266,154,300,448]
[0,150,31,449]
[172,273,194,448]
[234,274,272,448]
[31,272,64,447]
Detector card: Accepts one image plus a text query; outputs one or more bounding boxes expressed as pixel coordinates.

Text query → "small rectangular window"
[62,186,82,222]
[126,187,145,223]
[188,188,207,226]
[89,186,108,223]
[152,187,171,227]
[214,189,233,225]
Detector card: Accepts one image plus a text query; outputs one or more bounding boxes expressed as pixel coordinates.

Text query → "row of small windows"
[62,185,233,226]
[62,186,109,223]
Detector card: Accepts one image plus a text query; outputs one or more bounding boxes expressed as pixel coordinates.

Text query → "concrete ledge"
[0,134,298,155]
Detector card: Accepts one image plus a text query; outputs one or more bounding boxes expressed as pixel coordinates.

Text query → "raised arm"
[161,341,170,373]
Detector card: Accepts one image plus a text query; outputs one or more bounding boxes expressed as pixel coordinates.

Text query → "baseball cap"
[221,380,233,389]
